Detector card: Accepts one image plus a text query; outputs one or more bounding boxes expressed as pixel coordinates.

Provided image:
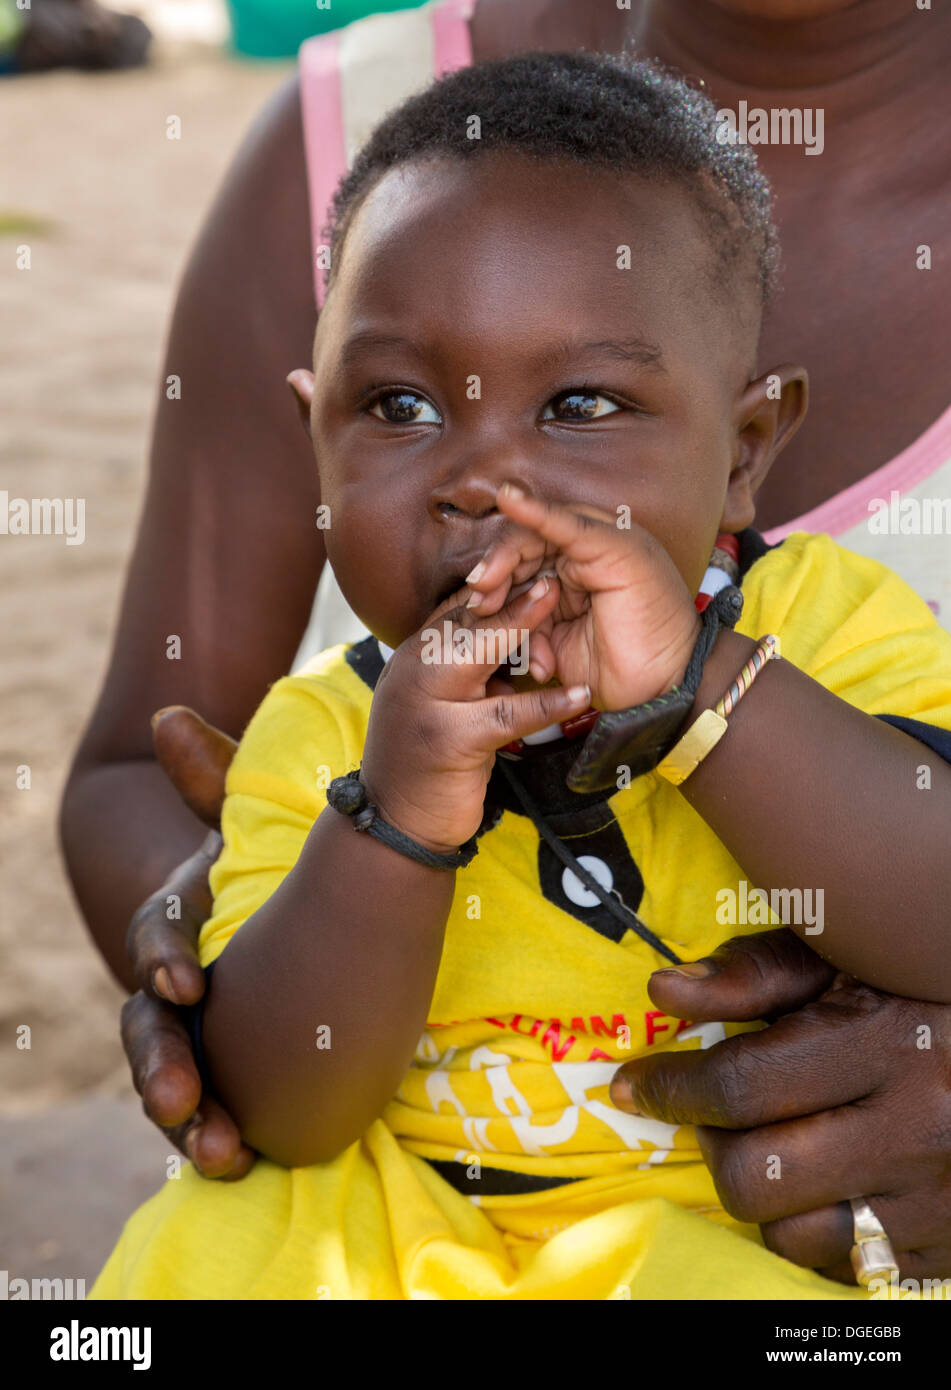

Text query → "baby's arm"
[469,487,951,1004]
[199,581,591,1168]
[679,624,951,1002]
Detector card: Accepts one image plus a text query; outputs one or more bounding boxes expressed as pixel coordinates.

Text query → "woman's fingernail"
[565,684,591,704]
[500,482,525,500]
[656,962,713,980]
[609,1076,639,1113]
[152,965,178,1002]
[465,559,486,584]
[528,576,549,600]
[183,1125,202,1162]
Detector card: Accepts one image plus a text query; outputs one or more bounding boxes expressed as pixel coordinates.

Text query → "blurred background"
[0,0,400,1291]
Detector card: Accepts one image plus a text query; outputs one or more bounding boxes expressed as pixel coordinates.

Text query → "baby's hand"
[360,577,593,854]
[465,484,702,711]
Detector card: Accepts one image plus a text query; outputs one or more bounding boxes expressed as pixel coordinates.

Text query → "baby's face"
[309,152,761,649]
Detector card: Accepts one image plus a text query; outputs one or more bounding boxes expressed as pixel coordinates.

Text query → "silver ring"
[849,1197,900,1287]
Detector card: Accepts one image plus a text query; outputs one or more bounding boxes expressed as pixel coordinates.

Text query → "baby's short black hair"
[324,50,779,306]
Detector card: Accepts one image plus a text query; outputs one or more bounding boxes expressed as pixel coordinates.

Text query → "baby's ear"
[721,364,808,532]
[286,369,315,438]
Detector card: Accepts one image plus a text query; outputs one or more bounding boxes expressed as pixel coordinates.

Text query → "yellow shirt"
[92,533,951,1299]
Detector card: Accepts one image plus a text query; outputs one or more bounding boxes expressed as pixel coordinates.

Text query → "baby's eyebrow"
[337,331,666,375]
[338,332,425,371]
[538,337,667,374]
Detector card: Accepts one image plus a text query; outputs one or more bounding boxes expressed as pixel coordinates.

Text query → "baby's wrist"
[678,628,759,735]
[356,770,468,858]
[657,606,704,700]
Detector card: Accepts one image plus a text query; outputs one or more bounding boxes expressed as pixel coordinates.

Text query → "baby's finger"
[525,629,556,684]
[495,483,619,568]
[465,521,550,601]
[464,578,513,616]
[466,568,558,618]
[475,680,592,753]
[425,573,562,699]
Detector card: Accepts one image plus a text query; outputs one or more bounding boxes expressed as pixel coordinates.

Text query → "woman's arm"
[59,76,324,990]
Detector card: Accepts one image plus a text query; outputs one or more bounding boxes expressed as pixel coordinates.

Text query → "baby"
[92,51,951,1300]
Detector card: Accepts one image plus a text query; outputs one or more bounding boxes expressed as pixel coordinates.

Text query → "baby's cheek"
[328,522,421,643]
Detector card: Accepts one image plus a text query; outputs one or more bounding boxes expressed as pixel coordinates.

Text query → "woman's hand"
[463,483,702,710]
[122,707,254,1180]
[610,929,951,1283]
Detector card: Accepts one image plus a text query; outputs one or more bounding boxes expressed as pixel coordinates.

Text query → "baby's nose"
[428,453,535,522]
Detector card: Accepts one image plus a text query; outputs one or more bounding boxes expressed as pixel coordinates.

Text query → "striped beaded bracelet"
[655,633,781,786]
[714,633,780,718]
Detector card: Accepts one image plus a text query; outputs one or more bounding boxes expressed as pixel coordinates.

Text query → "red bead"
[714,532,740,562]
[560,708,599,739]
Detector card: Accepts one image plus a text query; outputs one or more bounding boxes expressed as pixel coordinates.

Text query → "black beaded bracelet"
[566,584,745,794]
[326,769,479,871]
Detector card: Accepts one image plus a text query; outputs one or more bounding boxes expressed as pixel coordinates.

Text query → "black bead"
[328,773,366,815]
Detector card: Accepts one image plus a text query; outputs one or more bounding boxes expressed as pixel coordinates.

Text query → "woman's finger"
[126,831,221,1003]
[151,706,237,829]
[121,991,202,1130]
[819,1245,951,1287]
[168,1094,256,1181]
[694,1103,923,1230]
[646,928,836,1024]
[760,1194,943,1273]
[611,971,890,1130]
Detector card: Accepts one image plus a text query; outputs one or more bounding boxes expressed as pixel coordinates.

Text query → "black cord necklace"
[497,758,683,966]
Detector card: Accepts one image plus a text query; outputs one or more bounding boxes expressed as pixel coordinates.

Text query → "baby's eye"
[542,390,622,422]
[368,390,441,424]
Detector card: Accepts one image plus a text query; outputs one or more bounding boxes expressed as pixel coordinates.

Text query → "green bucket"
[225,0,430,59]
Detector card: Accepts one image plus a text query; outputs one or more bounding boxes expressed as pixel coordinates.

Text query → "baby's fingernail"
[528,576,549,600]
[565,684,590,704]
[152,965,178,1003]
[656,961,713,980]
[465,559,486,584]
[500,482,525,500]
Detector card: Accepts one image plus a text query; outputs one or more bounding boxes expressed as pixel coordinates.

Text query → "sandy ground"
[0,15,294,1278]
